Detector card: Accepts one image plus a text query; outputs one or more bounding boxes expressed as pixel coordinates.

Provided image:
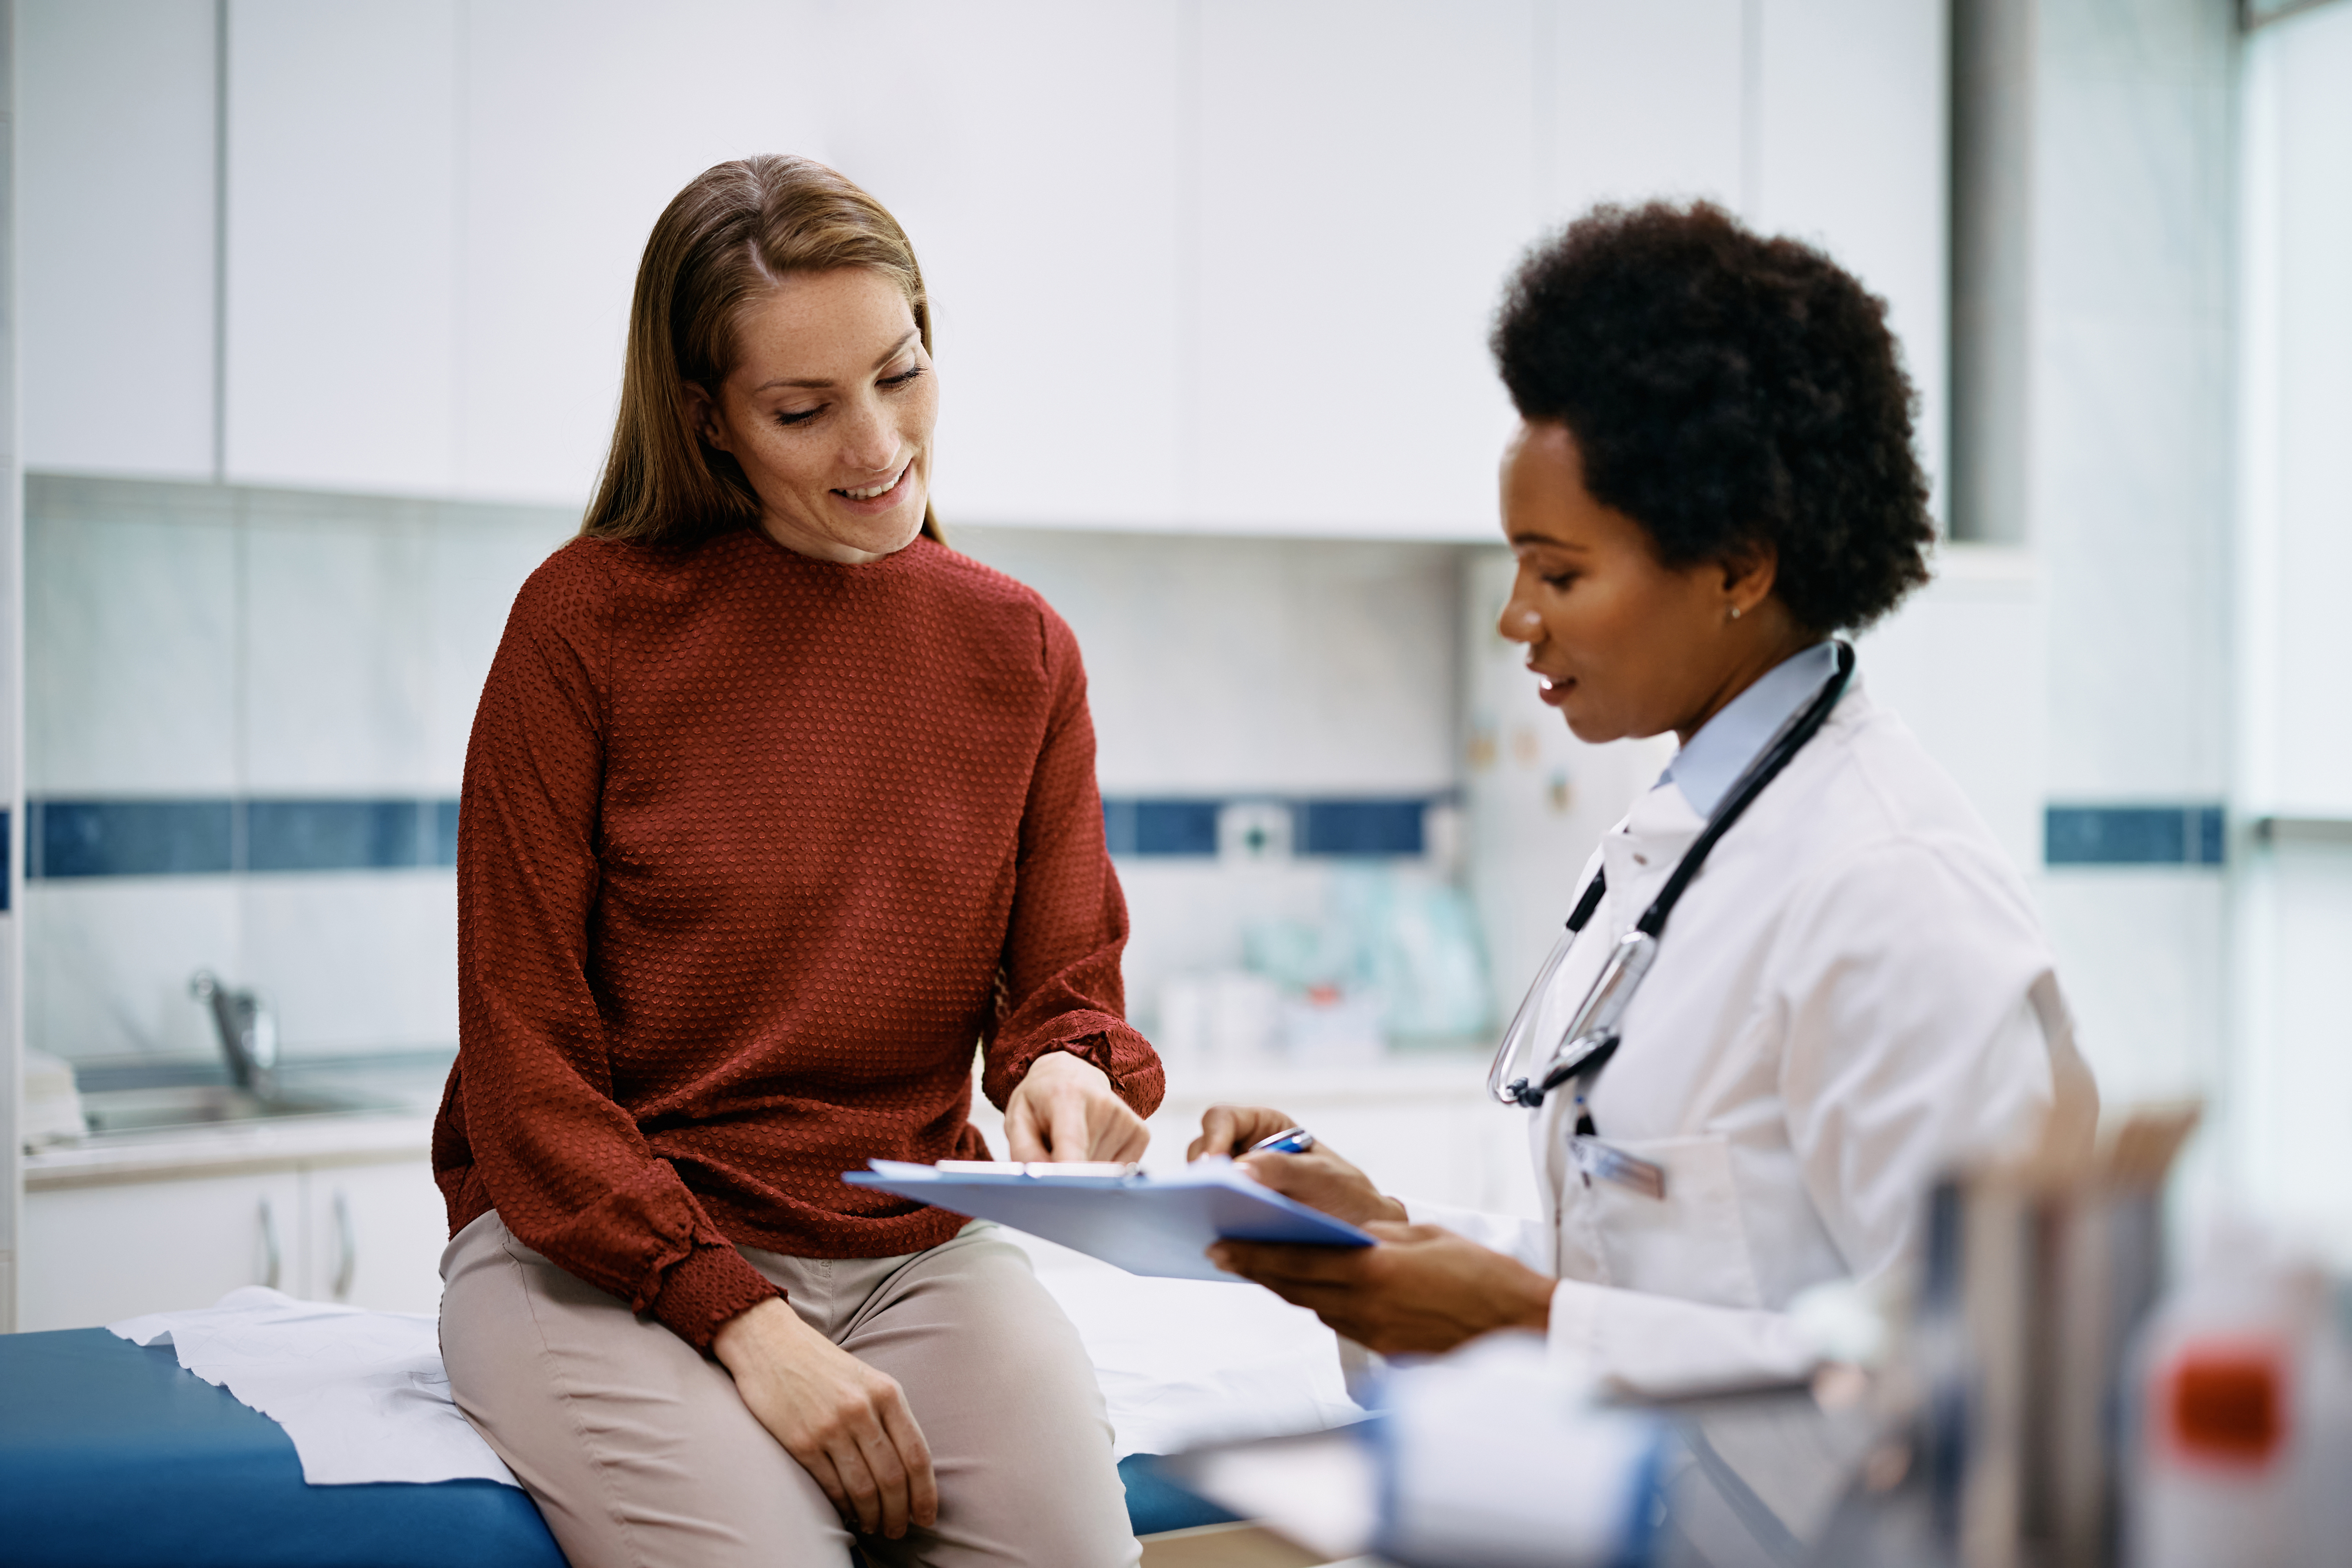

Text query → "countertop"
[24,1052,450,1191]
[25,1046,1504,1191]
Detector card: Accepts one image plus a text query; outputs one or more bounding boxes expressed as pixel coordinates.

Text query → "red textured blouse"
[432,528,1164,1349]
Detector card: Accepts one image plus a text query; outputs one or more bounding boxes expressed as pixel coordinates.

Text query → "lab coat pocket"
[1579,1132,1762,1310]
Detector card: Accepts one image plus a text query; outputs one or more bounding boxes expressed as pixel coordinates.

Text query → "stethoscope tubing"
[1485,642,1858,1111]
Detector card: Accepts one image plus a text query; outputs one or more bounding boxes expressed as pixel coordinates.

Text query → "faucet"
[190,971,278,1096]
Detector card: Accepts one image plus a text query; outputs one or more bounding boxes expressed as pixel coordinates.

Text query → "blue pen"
[1249,1126,1317,1155]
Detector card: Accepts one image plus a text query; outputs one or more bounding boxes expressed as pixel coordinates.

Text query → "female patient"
[434,155,1157,1568]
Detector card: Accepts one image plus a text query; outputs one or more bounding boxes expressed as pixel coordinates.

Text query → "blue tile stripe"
[28,798,461,878]
[2045,804,2226,866]
[27,792,1448,876]
[1102,795,1439,858]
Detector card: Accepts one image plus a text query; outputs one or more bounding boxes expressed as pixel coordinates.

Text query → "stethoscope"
[1484,642,1857,1144]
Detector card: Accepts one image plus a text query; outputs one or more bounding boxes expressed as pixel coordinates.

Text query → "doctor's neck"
[1667,602,1818,747]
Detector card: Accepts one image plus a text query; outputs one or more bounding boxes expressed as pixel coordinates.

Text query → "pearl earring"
[1730,606,1743,621]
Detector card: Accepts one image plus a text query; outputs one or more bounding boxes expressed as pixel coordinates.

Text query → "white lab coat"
[1411,681,2095,1394]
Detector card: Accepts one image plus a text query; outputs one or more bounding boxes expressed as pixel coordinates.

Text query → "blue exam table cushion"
[0,1328,565,1568]
[0,1328,1227,1564]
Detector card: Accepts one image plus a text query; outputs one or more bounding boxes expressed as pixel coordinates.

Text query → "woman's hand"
[1189,1105,1407,1229]
[711,1297,937,1538]
[1208,1222,1555,1356]
[1004,1051,1150,1162]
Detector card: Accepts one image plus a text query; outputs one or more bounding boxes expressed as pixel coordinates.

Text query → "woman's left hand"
[1208,1222,1555,1357]
[1004,1051,1150,1163]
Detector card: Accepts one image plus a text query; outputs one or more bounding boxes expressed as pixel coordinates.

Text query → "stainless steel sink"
[78,1083,402,1134]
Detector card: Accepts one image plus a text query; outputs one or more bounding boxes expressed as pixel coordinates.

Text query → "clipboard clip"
[936,1159,1145,1179]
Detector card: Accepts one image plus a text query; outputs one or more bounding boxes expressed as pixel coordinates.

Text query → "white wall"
[2233,0,2352,1240]
[21,0,1951,540]
[1996,0,2239,1127]
[4,0,28,1332]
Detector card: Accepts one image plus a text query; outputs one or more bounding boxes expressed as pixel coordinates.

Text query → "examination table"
[0,1328,1233,1568]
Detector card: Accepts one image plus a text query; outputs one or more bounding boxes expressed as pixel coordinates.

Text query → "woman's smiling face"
[688,266,937,563]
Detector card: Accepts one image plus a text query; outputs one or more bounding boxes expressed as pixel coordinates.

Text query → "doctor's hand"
[1005,1050,1150,1163]
[1208,1222,1555,1357]
[712,1297,938,1539]
[1189,1104,1407,1229]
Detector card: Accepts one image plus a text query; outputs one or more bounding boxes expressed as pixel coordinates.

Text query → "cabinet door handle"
[332,1191,356,1300]
[258,1197,282,1290]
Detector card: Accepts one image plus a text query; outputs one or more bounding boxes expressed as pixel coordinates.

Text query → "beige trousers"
[439,1211,1139,1568]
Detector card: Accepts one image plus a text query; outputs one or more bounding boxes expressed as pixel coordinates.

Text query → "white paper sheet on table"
[109,1287,517,1486]
[996,1228,1366,1458]
[106,1231,1363,1486]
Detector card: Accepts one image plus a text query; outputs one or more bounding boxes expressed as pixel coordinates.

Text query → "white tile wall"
[24,476,572,1060]
[421,504,583,786]
[237,871,459,1055]
[28,488,1467,1060]
[25,479,240,795]
[243,496,438,795]
[1116,860,1336,1037]
[953,527,1462,795]
[27,879,244,1059]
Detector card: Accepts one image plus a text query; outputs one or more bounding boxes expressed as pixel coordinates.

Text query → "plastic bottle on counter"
[2125,1219,2322,1568]
[2296,1279,2352,1568]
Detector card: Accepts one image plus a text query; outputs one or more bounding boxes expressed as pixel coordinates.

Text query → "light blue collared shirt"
[1656,641,1843,819]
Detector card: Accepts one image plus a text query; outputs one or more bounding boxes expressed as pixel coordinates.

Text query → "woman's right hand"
[1189,1104,1408,1229]
[711,1297,937,1539]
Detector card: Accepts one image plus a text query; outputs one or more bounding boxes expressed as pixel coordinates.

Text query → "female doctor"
[1197,203,2095,1393]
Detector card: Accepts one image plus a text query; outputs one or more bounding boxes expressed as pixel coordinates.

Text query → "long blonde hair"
[582,155,943,546]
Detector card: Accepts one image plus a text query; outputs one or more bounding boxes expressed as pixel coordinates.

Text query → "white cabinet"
[1751,0,1950,512]
[1191,0,1537,539]
[20,0,1945,532]
[222,0,461,496]
[17,0,218,480]
[825,2,1191,533]
[20,1142,447,1331]
[300,1157,450,1314]
[21,1168,305,1332]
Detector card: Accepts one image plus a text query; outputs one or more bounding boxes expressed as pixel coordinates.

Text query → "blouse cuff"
[989,1025,1164,1118]
[646,1240,784,1352]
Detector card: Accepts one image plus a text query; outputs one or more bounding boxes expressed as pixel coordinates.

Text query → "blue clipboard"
[842,1158,1376,1283]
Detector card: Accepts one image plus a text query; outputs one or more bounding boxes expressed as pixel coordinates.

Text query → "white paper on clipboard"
[842,1157,1376,1283]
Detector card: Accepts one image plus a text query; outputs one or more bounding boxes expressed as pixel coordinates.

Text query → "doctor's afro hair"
[1491,202,1933,634]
